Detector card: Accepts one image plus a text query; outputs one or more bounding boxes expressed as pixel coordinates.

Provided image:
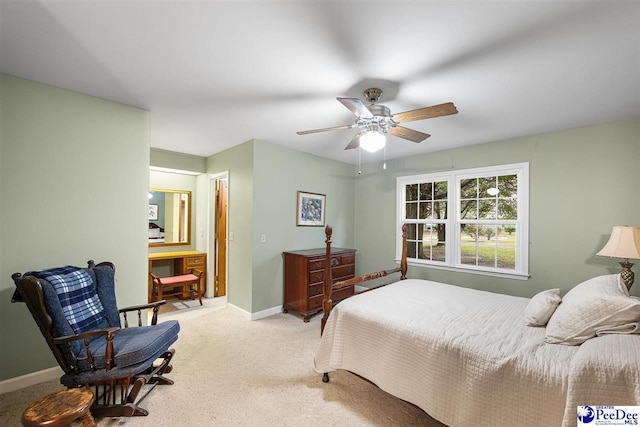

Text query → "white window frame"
[396,162,529,280]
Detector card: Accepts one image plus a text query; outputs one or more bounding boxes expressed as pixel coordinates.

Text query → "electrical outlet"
[229,231,234,241]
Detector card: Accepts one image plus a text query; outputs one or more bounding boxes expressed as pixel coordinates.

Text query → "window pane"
[460,200,477,219]
[420,183,432,200]
[406,184,418,201]
[407,241,417,258]
[460,224,478,265]
[460,178,476,198]
[478,225,498,267]
[498,174,517,197]
[497,225,516,269]
[478,199,497,219]
[479,177,496,197]
[406,202,418,219]
[416,224,428,260]
[432,224,446,262]
[434,181,448,199]
[405,223,418,240]
[434,201,447,219]
[498,197,517,220]
[419,202,432,219]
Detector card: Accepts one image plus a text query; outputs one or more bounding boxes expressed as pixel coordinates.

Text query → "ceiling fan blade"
[392,102,458,123]
[387,126,431,143]
[337,97,374,118]
[296,124,354,135]
[344,132,363,150]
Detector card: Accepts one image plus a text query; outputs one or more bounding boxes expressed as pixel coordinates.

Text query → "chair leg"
[147,349,176,385]
[190,282,203,305]
[88,376,150,418]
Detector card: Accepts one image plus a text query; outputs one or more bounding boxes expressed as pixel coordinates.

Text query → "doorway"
[208,172,229,299]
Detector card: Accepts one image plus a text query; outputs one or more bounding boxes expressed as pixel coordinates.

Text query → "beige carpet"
[0,302,446,426]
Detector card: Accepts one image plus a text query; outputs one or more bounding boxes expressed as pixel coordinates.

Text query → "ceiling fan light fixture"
[360,130,386,153]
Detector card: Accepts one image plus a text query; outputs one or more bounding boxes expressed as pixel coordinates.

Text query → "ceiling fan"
[297,88,458,152]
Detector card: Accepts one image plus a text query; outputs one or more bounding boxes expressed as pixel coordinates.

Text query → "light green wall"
[207,141,255,312]
[251,140,354,312]
[150,148,206,174]
[207,140,355,313]
[353,119,640,298]
[0,74,150,380]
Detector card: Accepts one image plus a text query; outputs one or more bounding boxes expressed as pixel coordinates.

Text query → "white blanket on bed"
[314,279,640,427]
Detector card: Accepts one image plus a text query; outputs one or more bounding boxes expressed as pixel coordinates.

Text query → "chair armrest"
[52,327,121,372]
[119,300,166,313]
[119,300,166,326]
[52,327,120,345]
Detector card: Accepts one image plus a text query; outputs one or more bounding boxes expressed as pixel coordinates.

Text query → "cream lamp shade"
[596,226,640,290]
[597,226,640,259]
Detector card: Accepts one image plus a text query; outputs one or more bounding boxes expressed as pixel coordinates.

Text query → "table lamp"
[596,226,640,291]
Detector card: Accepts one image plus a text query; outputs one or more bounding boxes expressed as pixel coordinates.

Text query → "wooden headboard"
[321,224,408,334]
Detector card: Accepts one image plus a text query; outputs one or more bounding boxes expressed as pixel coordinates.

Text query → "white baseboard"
[227,303,283,321]
[250,305,283,321]
[0,366,63,395]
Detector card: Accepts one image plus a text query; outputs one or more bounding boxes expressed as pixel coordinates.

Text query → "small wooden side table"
[21,388,96,427]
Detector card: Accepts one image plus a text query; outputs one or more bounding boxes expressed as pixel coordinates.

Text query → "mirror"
[148,189,191,247]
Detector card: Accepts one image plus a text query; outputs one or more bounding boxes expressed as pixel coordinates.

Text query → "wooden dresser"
[283,248,356,322]
[148,251,207,302]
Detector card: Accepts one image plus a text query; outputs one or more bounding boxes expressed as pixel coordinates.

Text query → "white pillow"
[545,274,640,345]
[524,288,561,326]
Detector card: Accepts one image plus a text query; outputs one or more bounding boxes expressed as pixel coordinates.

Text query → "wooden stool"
[21,388,96,427]
[150,269,203,305]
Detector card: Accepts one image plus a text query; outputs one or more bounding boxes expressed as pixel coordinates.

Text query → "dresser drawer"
[309,280,351,297]
[308,270,324,284]
[308,258,325,271]
[308,286,354,310]
[308,263,355,284]
[309,283,322,297]
[341,253,355,265]
[333,264,354,279]
[308,255,345,272]
[185,256,205,267]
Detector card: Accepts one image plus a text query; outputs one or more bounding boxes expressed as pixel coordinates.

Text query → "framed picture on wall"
[149,204,159,221]
[297,191,325,226]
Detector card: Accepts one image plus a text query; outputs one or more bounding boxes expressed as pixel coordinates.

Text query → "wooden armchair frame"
[12,261,178,418]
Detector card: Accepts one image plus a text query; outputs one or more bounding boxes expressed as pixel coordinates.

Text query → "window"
[397,163,529,279]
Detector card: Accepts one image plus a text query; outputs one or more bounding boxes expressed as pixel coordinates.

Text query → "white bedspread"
[314,279,640,427]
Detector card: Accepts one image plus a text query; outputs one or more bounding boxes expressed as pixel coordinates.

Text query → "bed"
[149,222,165,243]
[314,226,640,427]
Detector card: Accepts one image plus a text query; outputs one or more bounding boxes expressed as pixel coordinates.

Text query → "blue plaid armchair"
[12,261,180,418]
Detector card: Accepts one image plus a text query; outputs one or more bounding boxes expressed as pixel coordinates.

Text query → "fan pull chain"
[383,145,387,170]
[358,147,362,175]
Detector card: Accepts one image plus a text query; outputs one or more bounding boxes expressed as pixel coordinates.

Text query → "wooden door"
[214,179,228,296]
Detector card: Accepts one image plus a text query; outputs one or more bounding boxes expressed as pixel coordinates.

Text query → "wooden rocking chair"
[11,261,180,418]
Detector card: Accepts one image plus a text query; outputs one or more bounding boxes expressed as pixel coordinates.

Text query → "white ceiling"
[1,1,639,165]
